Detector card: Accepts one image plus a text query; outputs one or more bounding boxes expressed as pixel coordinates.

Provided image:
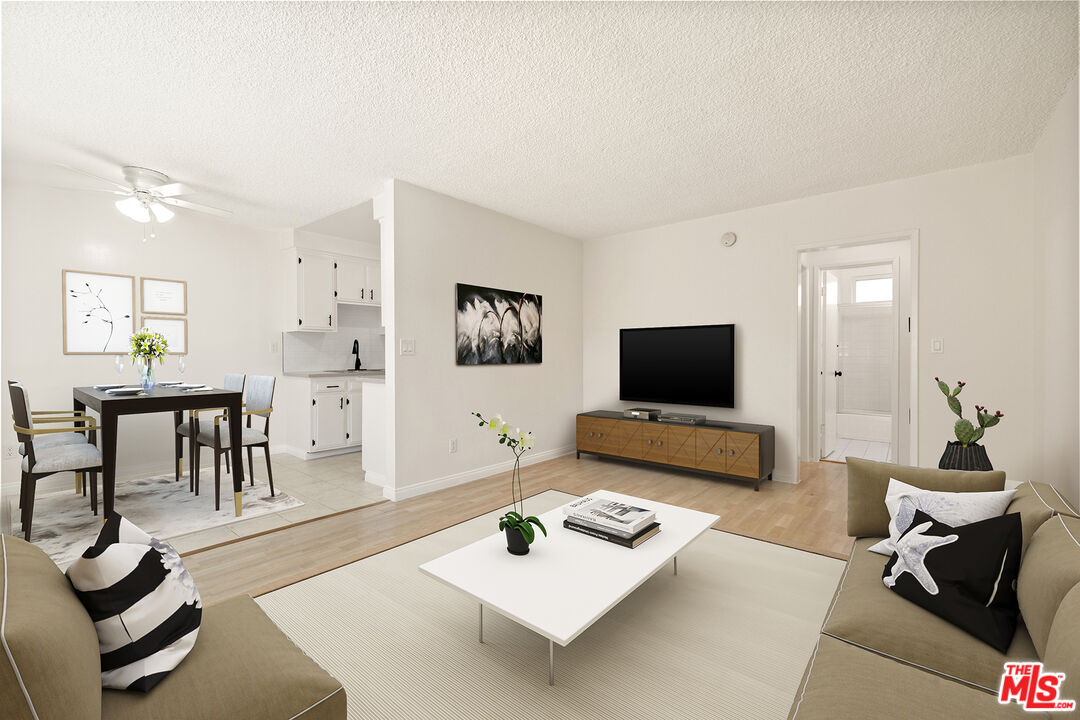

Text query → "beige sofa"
[0,534,346,720]
[789,458,1080,719]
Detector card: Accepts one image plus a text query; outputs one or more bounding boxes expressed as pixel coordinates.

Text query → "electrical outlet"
[448,438,458,454]
[930,338,944,354]
[4,445,17,459]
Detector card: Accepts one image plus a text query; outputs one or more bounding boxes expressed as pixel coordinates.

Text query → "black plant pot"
[505,526,530,556]
[938,441,993,471]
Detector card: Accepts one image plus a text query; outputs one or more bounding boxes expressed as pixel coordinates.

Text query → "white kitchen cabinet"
[346,383,363,446]
[336,257,366,304]
[335,257,381,306]
[312,389,347,450]
[364,261,381,306]
[293,251,336,331]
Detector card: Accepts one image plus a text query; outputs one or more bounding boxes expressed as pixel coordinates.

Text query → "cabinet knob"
[657,441,662,447]
[589,432,594,437]
[647,439,652,445]
[716,449,723,455]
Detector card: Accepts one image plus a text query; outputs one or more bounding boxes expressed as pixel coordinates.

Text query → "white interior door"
[821,270,840,458]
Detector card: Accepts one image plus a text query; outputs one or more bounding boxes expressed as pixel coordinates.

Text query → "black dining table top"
[73,386,241,413]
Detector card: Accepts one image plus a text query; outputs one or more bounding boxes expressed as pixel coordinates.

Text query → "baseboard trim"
[384,446,577,501]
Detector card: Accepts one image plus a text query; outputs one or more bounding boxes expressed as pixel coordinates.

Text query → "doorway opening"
[796,233,919,467]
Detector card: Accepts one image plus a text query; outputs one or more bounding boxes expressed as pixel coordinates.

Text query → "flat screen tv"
[620,324,735,408]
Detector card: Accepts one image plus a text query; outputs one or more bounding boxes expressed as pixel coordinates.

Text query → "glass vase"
[140,358,156,392]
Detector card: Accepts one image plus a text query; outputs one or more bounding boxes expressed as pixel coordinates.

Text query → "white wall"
[0,182,285,512]
[583,155,1037,484]
[1032,74,1079,509]
[380,180,583,499]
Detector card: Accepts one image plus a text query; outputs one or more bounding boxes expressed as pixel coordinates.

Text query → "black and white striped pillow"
[66,513,202,692]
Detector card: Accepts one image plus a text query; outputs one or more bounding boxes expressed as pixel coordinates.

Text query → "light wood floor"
[184,454,851,605]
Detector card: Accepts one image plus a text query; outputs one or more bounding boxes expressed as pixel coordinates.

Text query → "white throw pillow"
[867,478,1016,556]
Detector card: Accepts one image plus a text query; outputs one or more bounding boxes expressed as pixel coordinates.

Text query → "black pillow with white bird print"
[882,508,1022,652]
[66,513,202,692]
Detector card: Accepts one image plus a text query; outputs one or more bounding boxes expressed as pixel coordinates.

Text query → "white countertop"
[283,370,385,381]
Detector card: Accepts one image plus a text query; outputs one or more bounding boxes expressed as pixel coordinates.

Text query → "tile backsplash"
[283,304,385,372]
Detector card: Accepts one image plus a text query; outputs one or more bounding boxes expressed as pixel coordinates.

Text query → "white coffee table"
[419,489,719,684]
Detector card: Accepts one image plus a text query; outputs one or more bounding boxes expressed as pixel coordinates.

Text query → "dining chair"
[194,375,276,511]
[8,382,102,541]
[7,380,91,499]
[174,373,245,491]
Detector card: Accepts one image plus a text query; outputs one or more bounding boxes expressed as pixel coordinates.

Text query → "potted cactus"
[935,378,1003,471]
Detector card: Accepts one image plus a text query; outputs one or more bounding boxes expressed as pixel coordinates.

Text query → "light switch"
[930,338,944,354]
[400,338,416,356]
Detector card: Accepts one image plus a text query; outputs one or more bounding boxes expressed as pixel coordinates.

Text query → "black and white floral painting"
[63,270,135,354]
[456,283,542,365]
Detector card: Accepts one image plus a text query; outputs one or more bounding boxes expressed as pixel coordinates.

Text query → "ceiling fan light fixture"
[115,196,151,223]
[149,201,174,223]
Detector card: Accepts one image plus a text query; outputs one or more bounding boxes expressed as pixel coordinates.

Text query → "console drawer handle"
[588,432,594,437]
[716,449,723,455]
[657,441,662,447]
[647,439,652,445]
[729,449,735,456]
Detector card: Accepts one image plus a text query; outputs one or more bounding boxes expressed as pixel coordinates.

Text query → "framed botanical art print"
[63,269,136,354]
[140,277,187,315]
[141,316,187,355]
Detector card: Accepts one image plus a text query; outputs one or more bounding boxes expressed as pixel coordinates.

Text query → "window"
[854,277,893,303]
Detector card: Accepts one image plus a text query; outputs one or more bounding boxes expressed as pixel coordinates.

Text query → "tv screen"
[620,324,735,408]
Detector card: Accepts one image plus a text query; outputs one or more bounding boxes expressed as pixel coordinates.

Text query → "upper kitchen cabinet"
[286,250,336,331]
[336,257,381,306]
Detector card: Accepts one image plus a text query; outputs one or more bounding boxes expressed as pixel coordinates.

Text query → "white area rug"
[257,490,844,720]
[22,473,303,570]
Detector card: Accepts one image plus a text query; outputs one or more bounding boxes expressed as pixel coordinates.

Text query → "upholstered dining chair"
[174,373,245,490]
[193,375,275,511]
[7,380,91,499]
[8,382,102,541]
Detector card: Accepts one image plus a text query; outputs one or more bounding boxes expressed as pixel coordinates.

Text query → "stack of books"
[562,495,660,548]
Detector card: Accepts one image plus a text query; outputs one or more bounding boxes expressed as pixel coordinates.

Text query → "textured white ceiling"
[3,2,1076,238]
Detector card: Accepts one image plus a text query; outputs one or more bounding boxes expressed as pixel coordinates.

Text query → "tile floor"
[822,437,893,463]
[169,451,384,553]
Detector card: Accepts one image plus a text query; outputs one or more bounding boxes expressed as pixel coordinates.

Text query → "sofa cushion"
[0,535,102,720]
[101,595,345,720]
[882,510,1022,652]
[1006,482,1080,555]
[788,634,1035,720]
[1017,514,1080,657]
[822,537,1038,693]
[846,457,1006,538]
[1043,583,1080,708]
[66,514,202,692]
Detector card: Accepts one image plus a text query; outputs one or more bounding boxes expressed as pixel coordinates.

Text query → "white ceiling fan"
[59,164,231,236]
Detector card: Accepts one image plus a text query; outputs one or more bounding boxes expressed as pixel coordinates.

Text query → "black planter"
[505,526,530,556]
[938,441,993,471]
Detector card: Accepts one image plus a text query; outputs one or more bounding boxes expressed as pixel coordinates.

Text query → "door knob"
[834,370,843,377]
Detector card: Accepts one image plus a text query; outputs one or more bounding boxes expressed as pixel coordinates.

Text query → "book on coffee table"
[563,518,661,548]
[562,496,656,535]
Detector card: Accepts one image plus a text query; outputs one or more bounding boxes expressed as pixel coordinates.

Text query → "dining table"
[72,385,247,518]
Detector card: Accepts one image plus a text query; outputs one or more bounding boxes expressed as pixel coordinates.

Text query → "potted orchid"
[472,412,546,555]
[130,329,168,391]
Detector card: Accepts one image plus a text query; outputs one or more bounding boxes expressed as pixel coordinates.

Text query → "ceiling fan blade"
[159,197,232,217]
[49,186,129,196]
[57,164,132,192]
[151,182,195,198]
